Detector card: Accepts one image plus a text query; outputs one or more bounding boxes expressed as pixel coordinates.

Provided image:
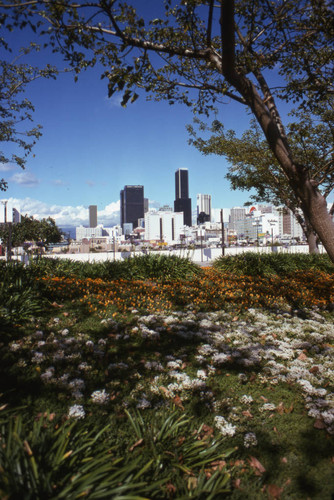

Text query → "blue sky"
[3,53,253,227]
[2,6,322,229]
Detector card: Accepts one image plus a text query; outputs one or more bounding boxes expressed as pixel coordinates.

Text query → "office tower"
[229,206,247,230]
[174,168,192,226]
[144,198,149,214]
[89,205,98,228]
[197,194,211,223]
[145,211,183,244]
[120,185,144,230]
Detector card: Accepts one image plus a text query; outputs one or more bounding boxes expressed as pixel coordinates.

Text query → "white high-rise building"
[144,211,184,244]
[229,207,247,230]
[197,194,211,222]
[276,208,304,240]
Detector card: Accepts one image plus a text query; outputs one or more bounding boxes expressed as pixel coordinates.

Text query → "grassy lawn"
[0,253,333,499]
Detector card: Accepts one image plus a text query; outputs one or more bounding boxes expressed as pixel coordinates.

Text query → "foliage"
[0,215,63,247]
[35,262,334,313]
[0,260,47,324]
[188,105,334,246]
[213,252,334,277]
[0,282,45,323]
[0,409,165,499]
[25,254,202,281]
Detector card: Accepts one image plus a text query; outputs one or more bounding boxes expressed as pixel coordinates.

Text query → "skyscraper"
[89,205,97,228]
[120,185,144,230]
[174,168,192,226]
[197,194,211,223]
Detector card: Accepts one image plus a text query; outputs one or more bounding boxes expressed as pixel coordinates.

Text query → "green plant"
[0,410,162,500]
[0,282,46,324]
[213,252,334,277]
[125,409,235,498]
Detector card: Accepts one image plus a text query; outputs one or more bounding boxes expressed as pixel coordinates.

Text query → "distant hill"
[59,226,76,240]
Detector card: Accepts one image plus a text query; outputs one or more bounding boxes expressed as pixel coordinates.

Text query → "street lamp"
[0,200,12,262]
[220,209,225,256]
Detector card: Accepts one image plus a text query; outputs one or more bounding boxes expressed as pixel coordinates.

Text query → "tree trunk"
[219,0,334,262]
[306,231,319,254]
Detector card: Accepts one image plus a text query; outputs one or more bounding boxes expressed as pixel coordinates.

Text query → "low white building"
[234,210,279,242]
[76,225,103,241]
[144,211,184,244]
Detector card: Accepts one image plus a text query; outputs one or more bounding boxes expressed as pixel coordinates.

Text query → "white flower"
[259,403,276,412]
[9,343,21,352]
[40,367,55,382]
[197,370,207,380]
[136,397,151,409]
[68,405,85,419]
[91,389,109,404]
[31,352,44,364]
[61,329,69,336]
[78,362,91,371]
[98,338,107,346]
[240,395,253,405]
[214,416,236,437]
[212,353,230,365]
[167,360,182,370]
[69,378,85,390]
[86,340,94,348]
[244,432,258,448]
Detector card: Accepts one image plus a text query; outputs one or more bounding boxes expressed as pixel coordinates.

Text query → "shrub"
[213,252,334,277]
[26,255,202,281]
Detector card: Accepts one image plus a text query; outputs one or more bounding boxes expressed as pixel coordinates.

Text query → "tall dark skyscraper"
[89,205,97,228]
[120,185,144,230]
[174,168,192,226]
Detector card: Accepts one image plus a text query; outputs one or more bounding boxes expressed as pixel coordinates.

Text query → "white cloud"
[3,197,121,227]
[0,162,18,172]
[10,172,40,187]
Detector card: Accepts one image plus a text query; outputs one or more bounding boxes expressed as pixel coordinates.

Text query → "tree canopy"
[1,0,334,258]
[188,100,334,251]
[0,215,62,248]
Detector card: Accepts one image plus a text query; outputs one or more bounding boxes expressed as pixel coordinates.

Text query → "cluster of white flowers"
[240,395,253,405]
[259,403,276,412]
[68,405,85,419]
[31,351,44,364]
[91,389,109,404]
[214,416,236,437]
[137,396,151,409]
[244,432,258,448]
[9,343,21,352]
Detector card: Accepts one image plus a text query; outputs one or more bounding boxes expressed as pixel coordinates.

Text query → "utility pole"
[220,209,225,256]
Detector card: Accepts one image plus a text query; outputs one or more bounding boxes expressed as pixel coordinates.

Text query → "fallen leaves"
[276,402,294,414]
[314,418,327,430]
[129,438,144,452]
[248,456,266,476]
[266,483,284,499]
